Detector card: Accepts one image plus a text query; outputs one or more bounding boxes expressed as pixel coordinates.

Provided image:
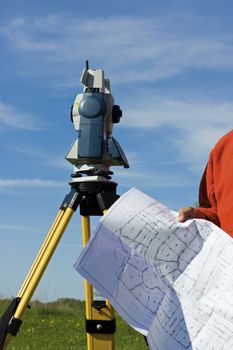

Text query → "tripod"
[0,177,119,350]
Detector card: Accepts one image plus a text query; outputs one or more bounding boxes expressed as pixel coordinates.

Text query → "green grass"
[0,299,148,349]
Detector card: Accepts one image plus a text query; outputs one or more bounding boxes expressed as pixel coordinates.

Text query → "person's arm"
[195,159,220,225]
[178,151,220,226]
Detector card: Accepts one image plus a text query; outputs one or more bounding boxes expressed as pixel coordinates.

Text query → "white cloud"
[0,224,41,233]
[122,96,233,172]
[0,178,66,188]
[114,168,195,188]
[123,97,233,130]
[1,14,233,85]
[6,145,70,170]
[0,101,40,131]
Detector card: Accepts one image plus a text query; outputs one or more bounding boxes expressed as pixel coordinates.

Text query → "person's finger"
[177,211,185,222]
[177,207,195,222]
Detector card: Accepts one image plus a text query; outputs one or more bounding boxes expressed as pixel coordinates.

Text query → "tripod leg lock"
[7,317,22,336]
[60,188,82,211]
[85,318,116,334]
[0,297,23,349]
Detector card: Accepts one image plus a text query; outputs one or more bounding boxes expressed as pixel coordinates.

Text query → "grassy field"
[0,299,148,349]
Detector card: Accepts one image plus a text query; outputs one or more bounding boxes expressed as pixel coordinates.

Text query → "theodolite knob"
[112,105,122,123]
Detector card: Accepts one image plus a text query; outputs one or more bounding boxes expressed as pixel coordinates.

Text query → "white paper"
[74,188,233,350]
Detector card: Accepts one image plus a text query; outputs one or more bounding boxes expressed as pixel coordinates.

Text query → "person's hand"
[177,207,206,222]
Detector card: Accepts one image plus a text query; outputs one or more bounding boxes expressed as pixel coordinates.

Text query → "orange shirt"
[197,129,233,237]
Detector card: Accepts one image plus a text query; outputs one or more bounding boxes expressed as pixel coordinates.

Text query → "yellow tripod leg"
[18,209,64,298]
[16,207,74,316]
[3,207,74,350]
[81,216,115,350]
[82,216,94,350]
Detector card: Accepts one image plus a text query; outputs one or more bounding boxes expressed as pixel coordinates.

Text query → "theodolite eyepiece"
[65,62,129,179]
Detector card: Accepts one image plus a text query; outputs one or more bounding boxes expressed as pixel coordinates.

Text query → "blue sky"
[1,0,233,301]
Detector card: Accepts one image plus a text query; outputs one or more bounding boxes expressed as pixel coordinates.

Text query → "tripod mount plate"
[61,178,119,216]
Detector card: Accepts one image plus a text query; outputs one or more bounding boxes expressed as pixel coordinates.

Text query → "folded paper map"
[75,188,233,350]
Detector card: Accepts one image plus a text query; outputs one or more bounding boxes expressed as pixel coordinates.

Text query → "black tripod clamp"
[60,180,120,216]
[0,298,22,349]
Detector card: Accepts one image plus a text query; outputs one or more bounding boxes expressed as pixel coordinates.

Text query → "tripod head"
[66,61,129,179]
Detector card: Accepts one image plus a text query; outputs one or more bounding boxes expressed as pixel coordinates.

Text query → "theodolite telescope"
[66,61,129,179]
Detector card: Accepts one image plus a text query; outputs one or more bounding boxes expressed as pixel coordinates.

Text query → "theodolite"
[66,60,129,179]
[0,61,130,350]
